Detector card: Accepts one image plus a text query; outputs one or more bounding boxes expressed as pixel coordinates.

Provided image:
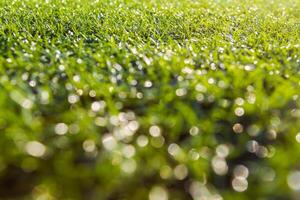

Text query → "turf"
[0,0,300,199]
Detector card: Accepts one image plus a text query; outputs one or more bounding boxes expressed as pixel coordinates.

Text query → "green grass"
[0,0,300,199]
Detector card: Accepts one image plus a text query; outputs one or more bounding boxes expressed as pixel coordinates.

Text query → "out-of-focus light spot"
[262,168,276,182]
[160,165,172,179]
[208,78,215,84]
[212,156,228,175]
[144,80,153,88]
[189,181,222,200]
[266,146,276,158]
[218,47,224,54]
[244,64,255,71]
[122,145,136,158]
[22,73,29,81]
[220,99,230,108]
[216,144,230,158]
[267,129,277,140]
[232,177,248,192]
[130,80,138,86]
[65,83,73,91]
[188,149,200,160]
[137,135,149,147]
[235,97,244,106]
[247,93,256,104]
[168,143,180,156]
[25,141,46,157]
[189,126,199,136]
[111,152,122,166]
[76,89,83,96]
[189,181,203,199]
[29,80,36,87]
[136,92,144,99]
[218,80,226,88]
[233,165,249,179]
[195,84,207,92]
[151,136,165,148]
[121,159,136,174]
[295,133,300,143]
[91,101,106,112]
[196,93,205,102]
[143,56,152,66]
[69,124,80,134]
[234,107,245,117]
[73,75,80,82]
[89,90,96,97]
[118,112,126,122]
[68,94,79,104]
[102,134,117,151]
[176,88,187,96]
[91,101,101,112]
[288,171,300,191]
[199,147,212,159]
[149,186,168,200]
[40,91,49,104]
[94,117,107,127]
[233,123,243,133]
[247,125,260,137]
[58,64,65,71]
[256,146,268,158]
[82,140,96,152]
[207,95,215,102]
[174,164,188,180]
[246,140,259,153]
[149,125,161,137]
[54,123,68,135]
[182,67,193,74]
[110,116,119,126]
[128,121,139,131]
[6,58,12,63]
[22,99,33,109]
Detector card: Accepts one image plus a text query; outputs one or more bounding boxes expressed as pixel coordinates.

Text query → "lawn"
[0,0,300,199]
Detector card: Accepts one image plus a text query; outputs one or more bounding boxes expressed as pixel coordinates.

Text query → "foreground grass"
[0,0,300,199]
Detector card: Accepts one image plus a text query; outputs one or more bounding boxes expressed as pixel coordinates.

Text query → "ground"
[0,0,300,199]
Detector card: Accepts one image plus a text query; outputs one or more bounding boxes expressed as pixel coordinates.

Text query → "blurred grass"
[0,0,300,199]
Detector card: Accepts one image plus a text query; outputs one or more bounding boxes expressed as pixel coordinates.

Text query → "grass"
[0,0,300,199]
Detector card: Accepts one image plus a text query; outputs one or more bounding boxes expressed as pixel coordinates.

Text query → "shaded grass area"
[0,0,300,199]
